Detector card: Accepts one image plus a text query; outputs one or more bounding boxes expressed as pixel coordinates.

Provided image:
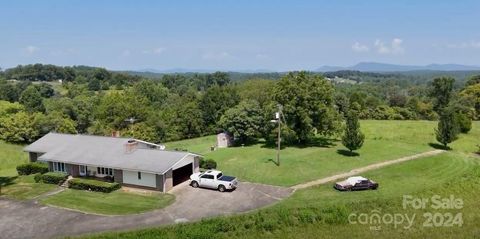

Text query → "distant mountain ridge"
[136,68,274,74]
[316,62,480,72]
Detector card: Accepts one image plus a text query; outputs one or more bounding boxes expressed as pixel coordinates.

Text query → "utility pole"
[270,104,283,166]
[276,104,283,166]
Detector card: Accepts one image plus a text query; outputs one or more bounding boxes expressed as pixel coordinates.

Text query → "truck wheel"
[218,185,226,192]
[191,181,199,188]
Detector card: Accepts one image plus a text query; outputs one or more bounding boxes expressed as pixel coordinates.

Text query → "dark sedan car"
[334,176,379,191]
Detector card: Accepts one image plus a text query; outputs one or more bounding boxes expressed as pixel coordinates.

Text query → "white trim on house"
[162,153,196,174]
[52,162,66,172]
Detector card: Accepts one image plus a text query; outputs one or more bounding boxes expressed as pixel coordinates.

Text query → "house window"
[138,172,142,180]
[53,162,65,172]
[96,167,113,176]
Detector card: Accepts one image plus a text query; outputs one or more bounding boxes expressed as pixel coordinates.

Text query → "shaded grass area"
[41,189,175,215]
[0,141,56,199]
[0,140,28,176]
[78,152,480,239]
[0,175,57,200]
[167,121,480,186]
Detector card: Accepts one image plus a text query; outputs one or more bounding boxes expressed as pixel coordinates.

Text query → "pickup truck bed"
[218,175,236,182]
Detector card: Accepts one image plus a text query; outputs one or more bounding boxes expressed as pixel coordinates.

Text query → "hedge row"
[68,178,120,193]
[200,158,217,169]
[16,162,49,175]
[34,172,68,184]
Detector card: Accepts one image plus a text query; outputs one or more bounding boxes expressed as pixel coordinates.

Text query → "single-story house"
[24,133,201,192]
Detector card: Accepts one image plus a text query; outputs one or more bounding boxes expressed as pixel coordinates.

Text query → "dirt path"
[291,149,446,190]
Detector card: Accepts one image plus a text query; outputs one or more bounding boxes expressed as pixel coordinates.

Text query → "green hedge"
[16,162,49,175]
[200,158,217,169]
[68,178,121,193]
[34,172,68,184]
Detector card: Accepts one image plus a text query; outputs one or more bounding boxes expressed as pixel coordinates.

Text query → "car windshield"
[217,173,223,179]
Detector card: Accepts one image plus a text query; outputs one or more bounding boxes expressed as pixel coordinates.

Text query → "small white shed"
[216,132,233,148]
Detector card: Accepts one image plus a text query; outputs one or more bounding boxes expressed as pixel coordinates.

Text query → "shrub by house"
[34,172,68,184]
[16,162,48,175]
[68,178,121,193]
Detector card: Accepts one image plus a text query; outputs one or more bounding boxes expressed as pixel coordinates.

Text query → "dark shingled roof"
[24,133,198,174]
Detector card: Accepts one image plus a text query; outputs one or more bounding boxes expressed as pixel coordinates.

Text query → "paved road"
[0,182,293,239]
[291,149,446,190]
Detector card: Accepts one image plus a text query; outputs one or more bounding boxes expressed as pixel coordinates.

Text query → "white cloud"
[352,42,369,52]
[446,41,480,49]
[374,38,404,54]
[202,51,231,60]
[23,45,39,55]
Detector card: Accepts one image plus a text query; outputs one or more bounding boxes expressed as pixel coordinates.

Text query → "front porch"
[46,162,120,184]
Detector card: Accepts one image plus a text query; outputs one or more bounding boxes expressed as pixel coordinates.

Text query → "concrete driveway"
[0,182,293,239]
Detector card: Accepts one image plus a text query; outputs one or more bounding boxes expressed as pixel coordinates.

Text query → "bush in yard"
[16,162,49,175]
[33,173,42,183]
[454,112,472,134]
[36,172,68,185]
[68,178,121,193]
[200,158,217,169]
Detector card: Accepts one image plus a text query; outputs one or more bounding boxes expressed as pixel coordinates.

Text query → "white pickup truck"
[190,170,238,192]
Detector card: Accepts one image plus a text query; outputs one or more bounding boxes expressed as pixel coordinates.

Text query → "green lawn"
[80,144,480,239]
[0,174,58,200]
[0,141,56,199]
[167,121,480,186]
[41,189,175,215]
[0,140,28,176]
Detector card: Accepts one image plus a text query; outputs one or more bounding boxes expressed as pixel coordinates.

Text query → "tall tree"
[429,77,455,113]
[435,109,459,148]
[0,112,41,143]
[219,100,263,144]
[94,92,149,131]
[199,85,239,132]
[19,85,45,112]
[465,75,480,86]
[341,111,365,153]
[273,71,341,143]
[460,83,480,119]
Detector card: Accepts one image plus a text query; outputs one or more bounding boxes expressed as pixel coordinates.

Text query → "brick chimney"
[124,139,138,154]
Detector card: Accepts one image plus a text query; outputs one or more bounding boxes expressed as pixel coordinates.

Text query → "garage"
[172,163,192,186]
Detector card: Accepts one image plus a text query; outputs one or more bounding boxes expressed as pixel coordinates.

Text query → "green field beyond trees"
[167,120,479,186]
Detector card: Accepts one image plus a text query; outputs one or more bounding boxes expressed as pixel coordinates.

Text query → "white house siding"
[122,170,157,188]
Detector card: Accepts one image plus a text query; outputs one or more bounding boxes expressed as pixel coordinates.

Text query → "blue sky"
[1,0,479,71]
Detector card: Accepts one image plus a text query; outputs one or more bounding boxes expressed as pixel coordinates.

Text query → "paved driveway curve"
[0,182,293,239]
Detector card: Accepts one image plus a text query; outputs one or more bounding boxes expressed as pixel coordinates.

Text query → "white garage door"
[122,170,156,188]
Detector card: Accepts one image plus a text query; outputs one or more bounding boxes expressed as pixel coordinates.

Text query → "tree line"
[0,64,478,149]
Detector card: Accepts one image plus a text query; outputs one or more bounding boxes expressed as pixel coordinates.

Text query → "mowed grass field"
[167,120,480,186]
[80,141,480,238]
[0,141,28,176]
